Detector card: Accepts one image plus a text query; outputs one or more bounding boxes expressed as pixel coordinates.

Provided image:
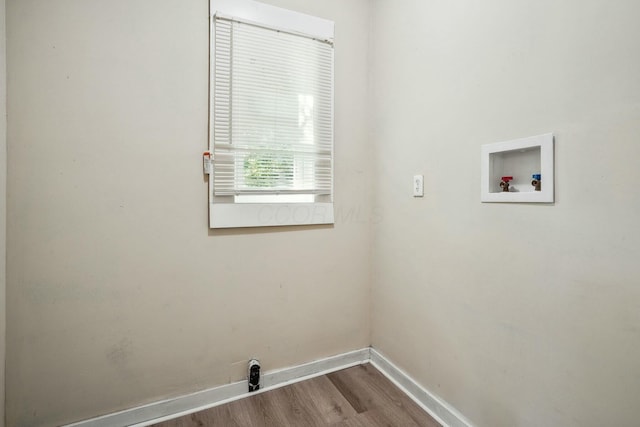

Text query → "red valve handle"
[501,176,513,182]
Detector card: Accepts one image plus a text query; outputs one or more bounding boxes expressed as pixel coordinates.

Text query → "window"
[209,0,335,228]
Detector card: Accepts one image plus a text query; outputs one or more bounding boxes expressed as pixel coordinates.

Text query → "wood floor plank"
[253,381,321,427]
[288,375,358,424]
[359,406,425,427]
[326,365,375,413]
[152,403,241,427]
[229,390,288,427]
[330,407,422,427]
[151,364,440,427]
[328,413,369,427]
[327,364,441,427]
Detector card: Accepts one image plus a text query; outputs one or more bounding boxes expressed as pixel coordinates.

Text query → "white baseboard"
[370,348,474,427]
[65,347,472,427]
[65,348,371,427]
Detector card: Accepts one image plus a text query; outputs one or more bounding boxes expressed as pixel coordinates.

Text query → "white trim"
[64,348,370,427]
[209,202,334,228]
[370,348,474,427]
[210,0,334,41]
[64,347,474,427]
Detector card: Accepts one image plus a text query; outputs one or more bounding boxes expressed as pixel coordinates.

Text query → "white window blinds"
[212,15,334,197]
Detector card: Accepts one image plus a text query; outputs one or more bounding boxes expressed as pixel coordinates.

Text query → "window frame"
[209,0,335,229]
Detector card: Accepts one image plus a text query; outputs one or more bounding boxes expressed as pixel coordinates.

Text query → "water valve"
[499,176,513,192]
[531,174,541,191]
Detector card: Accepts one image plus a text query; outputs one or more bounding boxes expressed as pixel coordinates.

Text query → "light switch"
[413,175,424,197]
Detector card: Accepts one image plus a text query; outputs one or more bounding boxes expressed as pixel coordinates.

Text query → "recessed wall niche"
[481,133,554,203]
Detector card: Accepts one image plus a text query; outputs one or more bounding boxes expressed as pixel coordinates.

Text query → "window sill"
[209,202,334,228]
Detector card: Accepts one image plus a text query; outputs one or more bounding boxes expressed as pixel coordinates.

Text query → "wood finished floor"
[151,363,441,427]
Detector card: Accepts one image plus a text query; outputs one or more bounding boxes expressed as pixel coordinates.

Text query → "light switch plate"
[413,175,424,197]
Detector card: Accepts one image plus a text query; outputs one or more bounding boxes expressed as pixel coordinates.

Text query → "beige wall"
[5,0,372,425]
[370,0,640,426]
